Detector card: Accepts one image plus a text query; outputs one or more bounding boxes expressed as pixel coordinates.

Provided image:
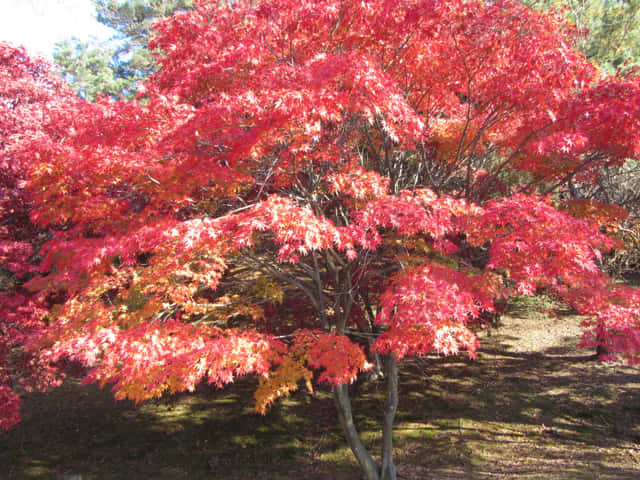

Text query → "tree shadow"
[389,329,640,479]
[0,377,362,480]
[2,316,640,480]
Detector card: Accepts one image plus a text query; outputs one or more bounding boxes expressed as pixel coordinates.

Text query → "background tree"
[524,0,640,73]
[53,39,129,100]
[6,1,640,479]
[54,0,195,99]
[93,0,195,80]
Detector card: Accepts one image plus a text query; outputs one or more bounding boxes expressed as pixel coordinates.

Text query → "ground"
[1,296,639,479]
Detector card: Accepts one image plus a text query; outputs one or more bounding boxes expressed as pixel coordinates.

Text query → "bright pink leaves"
[328,163,391,200]
[566,282,640,364]
[347,188,466,251]
[0,241,34,276]
[41,320,279,402]
[465,194,618,295]
[373,262,501,359]
[253,330,371,413]
[219,195,349,261]
[299,330,373,385]
[5,0,640,440]
[0,293,60,431]
[0,386,20,431]
[526,75,640,178]
[0,44,75,430]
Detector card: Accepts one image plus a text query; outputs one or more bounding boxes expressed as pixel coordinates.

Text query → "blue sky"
[1,0,116,58]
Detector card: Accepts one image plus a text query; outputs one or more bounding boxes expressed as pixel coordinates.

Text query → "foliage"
[53,39,130,100]
[54,0,195,99]
[0,43,78,430]
[525,0,640,73]
[4,1,640,479]
[520,0,640,274]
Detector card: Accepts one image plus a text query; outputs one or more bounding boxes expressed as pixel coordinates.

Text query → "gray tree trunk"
[380,354,398,480]
[333,383,380,480]
[333,355,400,480]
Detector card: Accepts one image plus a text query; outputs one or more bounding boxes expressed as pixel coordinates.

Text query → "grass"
[2,304,640,479]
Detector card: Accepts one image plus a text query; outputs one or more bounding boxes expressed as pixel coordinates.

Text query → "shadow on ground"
[1,313,639,479]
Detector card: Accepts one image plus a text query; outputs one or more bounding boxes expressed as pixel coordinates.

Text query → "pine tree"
[54,0,195,99]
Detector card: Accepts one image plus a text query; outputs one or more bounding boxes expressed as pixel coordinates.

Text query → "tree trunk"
[333,383,380,480]
[596,342,609,358]
[333,356,400,480]
[380,354,398,480]
[596,328,609,359]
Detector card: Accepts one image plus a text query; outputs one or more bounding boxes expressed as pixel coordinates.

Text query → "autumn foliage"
[0,43,82,430]
[3,1,640,478]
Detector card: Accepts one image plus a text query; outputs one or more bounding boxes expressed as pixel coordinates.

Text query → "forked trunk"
[333,355,400,480]
[333,383,380,480]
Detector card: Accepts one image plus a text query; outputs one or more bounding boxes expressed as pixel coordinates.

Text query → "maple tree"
[0,42,79,430]
[5,1,640,479]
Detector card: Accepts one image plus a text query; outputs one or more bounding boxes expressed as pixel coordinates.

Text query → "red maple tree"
[0,42,79,430]
[4,1,640,479]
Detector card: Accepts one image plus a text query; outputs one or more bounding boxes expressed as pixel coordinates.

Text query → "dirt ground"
[394,308,640,480]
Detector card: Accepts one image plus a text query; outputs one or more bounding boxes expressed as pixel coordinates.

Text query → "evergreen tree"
[53,39,128,100]
[93,0,195,81]
[525,0,640,73]
[54,0,195,99]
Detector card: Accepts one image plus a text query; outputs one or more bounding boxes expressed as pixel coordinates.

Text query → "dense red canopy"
[3,2,640,478]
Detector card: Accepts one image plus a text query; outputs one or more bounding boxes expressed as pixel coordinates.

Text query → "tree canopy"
[53,39,130,100]
[526,0,640,278]
[0,42,77,430]
[4,1,640,479]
